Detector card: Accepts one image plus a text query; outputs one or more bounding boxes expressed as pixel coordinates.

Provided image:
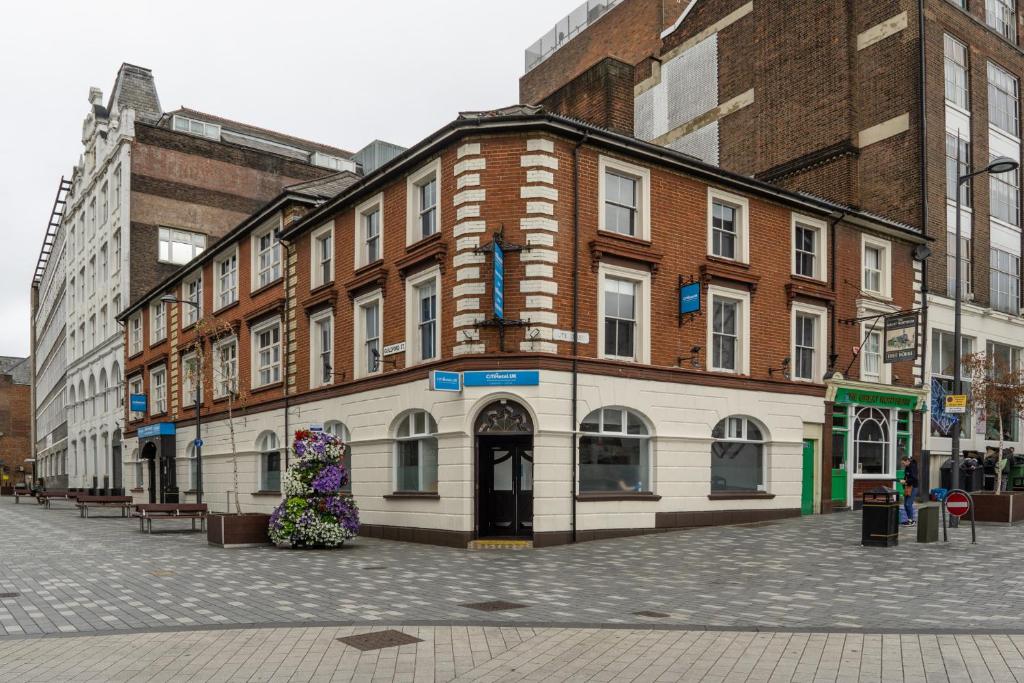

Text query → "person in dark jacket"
[901,455,919,526]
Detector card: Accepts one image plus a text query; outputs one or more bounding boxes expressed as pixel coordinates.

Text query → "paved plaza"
[2,497,1024,680]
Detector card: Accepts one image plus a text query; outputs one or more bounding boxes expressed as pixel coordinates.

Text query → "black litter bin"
[940,458,985,491]
[862,486,899,547]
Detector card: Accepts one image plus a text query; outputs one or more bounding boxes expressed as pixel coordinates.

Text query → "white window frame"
[355,193,384,268]
[707,188,750,263]
[310,222,334,289]
[251,317,282,388]
[406,159,442,245]
[181,351,202,406]
[310,309,335,388]
[392,410,439,493]
[128,375,144,421]
[158,226,206,265]
[112,230,121,273]
[172,114,221,140]
[790,303,828,383]
[791,214,828,282]
[405,267,441,366]
[597,262,651,364]
[598,155,652,240]
[129,314,142,356]
[182,271,203,327]
[861,234,893,298]
[150,301,166,344]
[859,324,891,384]
[353,289,384,379]
[257,431,282,491]
[706,285,751,375]
[149,365,167,415]
[214,247,239,311]
[251,217,283,290]
[213,336,238,399]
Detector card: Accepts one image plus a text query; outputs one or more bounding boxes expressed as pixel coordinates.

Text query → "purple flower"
[311,465,343,493]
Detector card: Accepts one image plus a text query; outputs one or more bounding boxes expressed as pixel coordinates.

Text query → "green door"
[831,430,848,507]
[801,439,815,515]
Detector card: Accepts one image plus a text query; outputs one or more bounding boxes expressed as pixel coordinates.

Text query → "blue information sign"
[680,281,701,315]
[463,370,540,387]
[193,438,204,448]
[430,370,463,392]
[138,422,176,438]
[493,241,505,319]
[129,393,147,412]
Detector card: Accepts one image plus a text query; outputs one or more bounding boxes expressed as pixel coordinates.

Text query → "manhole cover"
[461,600,527,612]
[632,610,670,618]
[150,570,176,577]
[0,593,20,599]
[337,630,423,651]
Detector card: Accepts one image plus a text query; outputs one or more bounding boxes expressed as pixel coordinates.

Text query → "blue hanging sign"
[680,281,701,316]
[493,241,505,319]
[463,370,540,387]
[129,393,147,412]
[430,370,463,392]
[138,422,176,438]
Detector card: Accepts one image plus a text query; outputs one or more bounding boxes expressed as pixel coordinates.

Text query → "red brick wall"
[539,58,636,136]
[0,377,32,487]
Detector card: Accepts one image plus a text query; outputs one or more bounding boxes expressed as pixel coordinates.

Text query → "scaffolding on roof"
[32,177,72,288]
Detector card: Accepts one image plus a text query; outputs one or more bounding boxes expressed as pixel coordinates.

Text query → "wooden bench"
[37,491,79,509]
[134,503,208,533]
[76,495,134,518]
[13,489,35,504]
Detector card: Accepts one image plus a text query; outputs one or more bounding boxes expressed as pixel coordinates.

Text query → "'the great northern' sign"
[884,313,919,364]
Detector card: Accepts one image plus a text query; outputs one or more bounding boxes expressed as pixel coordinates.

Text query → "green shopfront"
[826,381,927,509]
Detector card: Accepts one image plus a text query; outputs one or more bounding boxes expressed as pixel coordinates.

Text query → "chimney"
[89,87,103,106]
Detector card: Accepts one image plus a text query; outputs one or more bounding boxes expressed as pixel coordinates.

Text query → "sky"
[0,0,582,359]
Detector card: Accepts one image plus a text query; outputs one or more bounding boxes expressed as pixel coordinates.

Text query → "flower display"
[268,430,359,548]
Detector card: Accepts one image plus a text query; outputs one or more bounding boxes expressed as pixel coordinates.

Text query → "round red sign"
[945,490,971,518]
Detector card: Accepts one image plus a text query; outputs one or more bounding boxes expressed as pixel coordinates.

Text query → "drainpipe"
[828,212,844,364]
[277,228,293,470]
[917,0,931,391]
[571,132,588,544]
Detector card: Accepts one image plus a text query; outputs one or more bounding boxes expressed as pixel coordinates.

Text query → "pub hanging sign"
[883,312,919,364]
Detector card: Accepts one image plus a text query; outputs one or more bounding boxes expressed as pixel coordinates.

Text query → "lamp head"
[987,156,1019,175]
[159,294,178,305]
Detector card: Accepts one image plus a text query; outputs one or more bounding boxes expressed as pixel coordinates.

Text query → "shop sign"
[430,370,463,392]
[883,313,919,363]
[309,424,323,432]
[463,370,539,387]
[138,422,176,438]
[493,240,505,319]
[679,281,701,316]
[944,394,968,414]
[129,394,147,412]
[382,342,405,356]
[553,329,590,344]
[834,388,918,410]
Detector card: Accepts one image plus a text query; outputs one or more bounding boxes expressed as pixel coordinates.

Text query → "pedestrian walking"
[901,455,919,526]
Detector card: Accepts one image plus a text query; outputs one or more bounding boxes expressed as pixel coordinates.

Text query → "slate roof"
[106,63,162,123]
[0,357,31,385]
[285,172,361,200]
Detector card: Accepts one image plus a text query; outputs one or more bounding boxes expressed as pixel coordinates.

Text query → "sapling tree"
[962,351,1024,494]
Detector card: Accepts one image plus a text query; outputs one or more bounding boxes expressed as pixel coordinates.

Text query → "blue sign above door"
[430,370,463,392]
[138,422,176,438]
[463,370,540,387]
[129,393,147,412]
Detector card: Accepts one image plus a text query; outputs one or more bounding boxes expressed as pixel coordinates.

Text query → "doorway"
[801,439,815,515]
[142,442,157,504]
[475,400,534,539]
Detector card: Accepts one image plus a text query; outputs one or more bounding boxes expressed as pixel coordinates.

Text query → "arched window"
[131,448,143,489]
[325,421,352,492]
[711,416,766,492]
[88,375,97,417]
[393,411,438,493]
[579,407,651,492]
[256,431,281,491]
[854,407,890,475]
[111,362,122,406]
[186,443,199,492]
[99,369,109,412]
[78,381,86,420]
[68,385,76,414]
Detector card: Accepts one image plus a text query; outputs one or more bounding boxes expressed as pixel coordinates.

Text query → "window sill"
[250,278,284,299]
[708,491,775,501]
[309,281,335,297]
[250,382,283,395]
[148,412,168,420]
[212,394,238,405]
[213,300,240,316]
[127,350,143,361]
[384,492,440,500]
[130,488,144,493]
[251,490,282,497]
[576,492,661,502]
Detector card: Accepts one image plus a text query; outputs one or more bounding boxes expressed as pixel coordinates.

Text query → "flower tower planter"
[268,430,360,548]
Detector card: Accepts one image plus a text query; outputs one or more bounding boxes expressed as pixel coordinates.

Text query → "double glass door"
[478,437,533,537]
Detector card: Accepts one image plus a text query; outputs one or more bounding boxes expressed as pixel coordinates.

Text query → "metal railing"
[524,0,624,72]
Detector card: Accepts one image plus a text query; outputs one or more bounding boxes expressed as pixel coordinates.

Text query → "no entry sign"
[945,490,971,518]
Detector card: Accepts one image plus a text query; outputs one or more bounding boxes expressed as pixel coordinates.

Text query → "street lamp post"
[161,294,203,505]
[950,155,1019,496]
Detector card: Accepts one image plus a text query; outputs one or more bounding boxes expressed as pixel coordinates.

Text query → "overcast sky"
[0,0,581,359]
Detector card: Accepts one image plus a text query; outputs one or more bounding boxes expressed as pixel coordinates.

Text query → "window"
[187,444,199,492]
[252,319,281,388]
[69,276,75,312]
[149,366,166,415]
[257,432,281,491]
[129,314,142,355]
[355,292,382,378]
[986,0,1017,43]
[213,337,238,399]
[89,315,96,347]
[990,158,1020,226]
[112,230,121,273]
[88,198,96,236]
[406,270,439,365]
[854,407,890,474]
[406,160,441,243]
[159,227,206,265]
[182,352,201,406]
[311,152,354,171]
[708,189,749,262]
[946,231,973,297]
[393,411,439,493]
[128,376,143,420]
[100,182,108,225]
[311,224,334,288]
[79,267,85,301]
[711,416,766,492]
[862,236,891,297]
[112,166,121,210]
[603,278,636,359]
[310,311,334,387]
[989,62,1019,136]
[986,341,1022,440]
[603,171,637,236]
[99,243,108,282]
[792,216,826,281]
[992,248,1021,313]
[324,421,352,492]
[150,301,166,343]
[79,323,85,355]
[792,308,825,382]
[862,328,883,383]
[945,133,972,206]
[89,256,96,296]
[253,224,282,288]
[709,289,749,373]
[100,305,107,340]
[579,407,651,492]
[172,115,221,140]
[215,249,238,309]
[931,330,974,437]
[864,246,883,292]
[183,274,202,327]
[358,198,383,266]
[944,34,970,109]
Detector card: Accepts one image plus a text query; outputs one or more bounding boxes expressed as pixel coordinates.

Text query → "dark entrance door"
[111,430,122,494]
[475,400,534,539]
[142,442,157,504]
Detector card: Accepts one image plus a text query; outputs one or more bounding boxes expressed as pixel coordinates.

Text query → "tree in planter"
[962,351,1024,493]
[268,429,359,548]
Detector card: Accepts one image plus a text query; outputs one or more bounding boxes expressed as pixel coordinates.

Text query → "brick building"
[30,63,366,495]
[0,357,33,491]
[519,0,1024,492]
[120,107,926,546]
